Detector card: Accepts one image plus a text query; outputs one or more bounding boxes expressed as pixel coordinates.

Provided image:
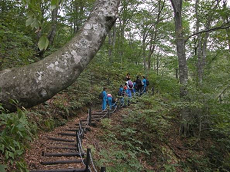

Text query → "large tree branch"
[185,23,230,42]
[0,0,120,112]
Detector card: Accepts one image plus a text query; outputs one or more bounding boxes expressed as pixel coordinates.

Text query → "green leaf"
[51,0,59,10]
[38,36,49,51]
[26,17,33,27]
[0,164,7,172]
[31,19,39,29]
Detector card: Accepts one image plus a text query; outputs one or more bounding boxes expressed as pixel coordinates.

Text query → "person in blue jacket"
[118,85,125,107]
[107,94,113,110]
[126,80,133,98]
[102,87,107,110]
[142,76,147,93]
[118,85,124,96]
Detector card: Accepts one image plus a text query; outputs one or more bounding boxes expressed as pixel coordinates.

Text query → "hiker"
[145,77,150,91]
[123,82,130,105]
[133,81,136,94]
[135,76,142,95]
[124,83,128,94]
[107,94,113,109]
[118,85,125,107]
[102,87,107,110]
[126,79,133,98]
[142,76,147,93]
[107,94,117,110]
[118,85,124,96]
[126,73,131,81]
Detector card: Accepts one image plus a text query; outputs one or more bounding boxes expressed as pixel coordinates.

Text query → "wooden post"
[76,130,79,147]
[85,148,91,172]
[89,108,92,126]
[100,167,106,172]
[80,120,84,139]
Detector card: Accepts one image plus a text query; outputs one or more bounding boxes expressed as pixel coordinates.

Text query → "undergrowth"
[0,107,35,172]
[93,88,230,172]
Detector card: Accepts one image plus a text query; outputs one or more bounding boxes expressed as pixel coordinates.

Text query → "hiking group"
[100,73,150,111]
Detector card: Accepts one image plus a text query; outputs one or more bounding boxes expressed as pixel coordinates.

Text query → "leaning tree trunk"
[0,0,120,112]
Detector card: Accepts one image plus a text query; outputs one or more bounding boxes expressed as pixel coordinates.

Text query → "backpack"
[135,79,141,86]
[99,92,103,99]
[128,80,133,88]
[141,81,144,86]
[146,79,149,86]
[118,88,124,96]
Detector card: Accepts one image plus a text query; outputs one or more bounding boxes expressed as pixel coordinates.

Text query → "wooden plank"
[41,159,81,165]
[58,133,76,136]
[42,152,84,157]
[30,168,85,172]
[47,137,75,142]
[55,142,76,146]
[47,146,77,150]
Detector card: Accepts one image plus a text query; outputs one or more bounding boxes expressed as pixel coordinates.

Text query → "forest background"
[0,0,230,171]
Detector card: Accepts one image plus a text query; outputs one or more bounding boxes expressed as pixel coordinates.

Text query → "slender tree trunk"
[142,35,147,70]
[147,0,165,70]
[48,7,59,46]
[195,0,203,84]
[0,0,120,112]
[108,30,113,62]
[112,23,116,54]
[74,1,79,33]
[223,1,230,51]
[197,0,218,84]
[171,0,188,94]
[156,54,159,75]
[170,0,190,136]
[226,28,230,51]
[37,4,60,58]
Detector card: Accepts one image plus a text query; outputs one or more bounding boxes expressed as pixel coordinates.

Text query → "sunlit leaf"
[51,0,59,10]
[38,36,49,51]
[25,17,33,27]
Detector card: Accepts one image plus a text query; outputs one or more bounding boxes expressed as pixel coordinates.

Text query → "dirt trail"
[25,111,90,171]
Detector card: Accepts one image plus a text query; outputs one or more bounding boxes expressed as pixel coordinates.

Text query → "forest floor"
[24,110,87,171]
[24,101,212,172]
[24,104,116,171]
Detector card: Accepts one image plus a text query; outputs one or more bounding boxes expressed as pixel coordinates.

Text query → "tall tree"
[0,0,120,112]
[170,0,190,136]
[170,0,188,96]
[147,0,165,70]
[195,0,219,85]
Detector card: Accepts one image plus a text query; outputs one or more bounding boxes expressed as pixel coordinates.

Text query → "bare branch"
[185,23,230,42]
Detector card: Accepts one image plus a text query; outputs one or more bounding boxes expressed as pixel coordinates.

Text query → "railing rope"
[89,151,98,172]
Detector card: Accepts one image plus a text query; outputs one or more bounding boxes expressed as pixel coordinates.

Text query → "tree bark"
[170,0,190,136]
[48,6,59,46]
[195,0,203,84]
[39,4,59,58]
[170,0,188,96]
[147,0,165,70]
[197,1,218,85]
[0,0,120,112]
